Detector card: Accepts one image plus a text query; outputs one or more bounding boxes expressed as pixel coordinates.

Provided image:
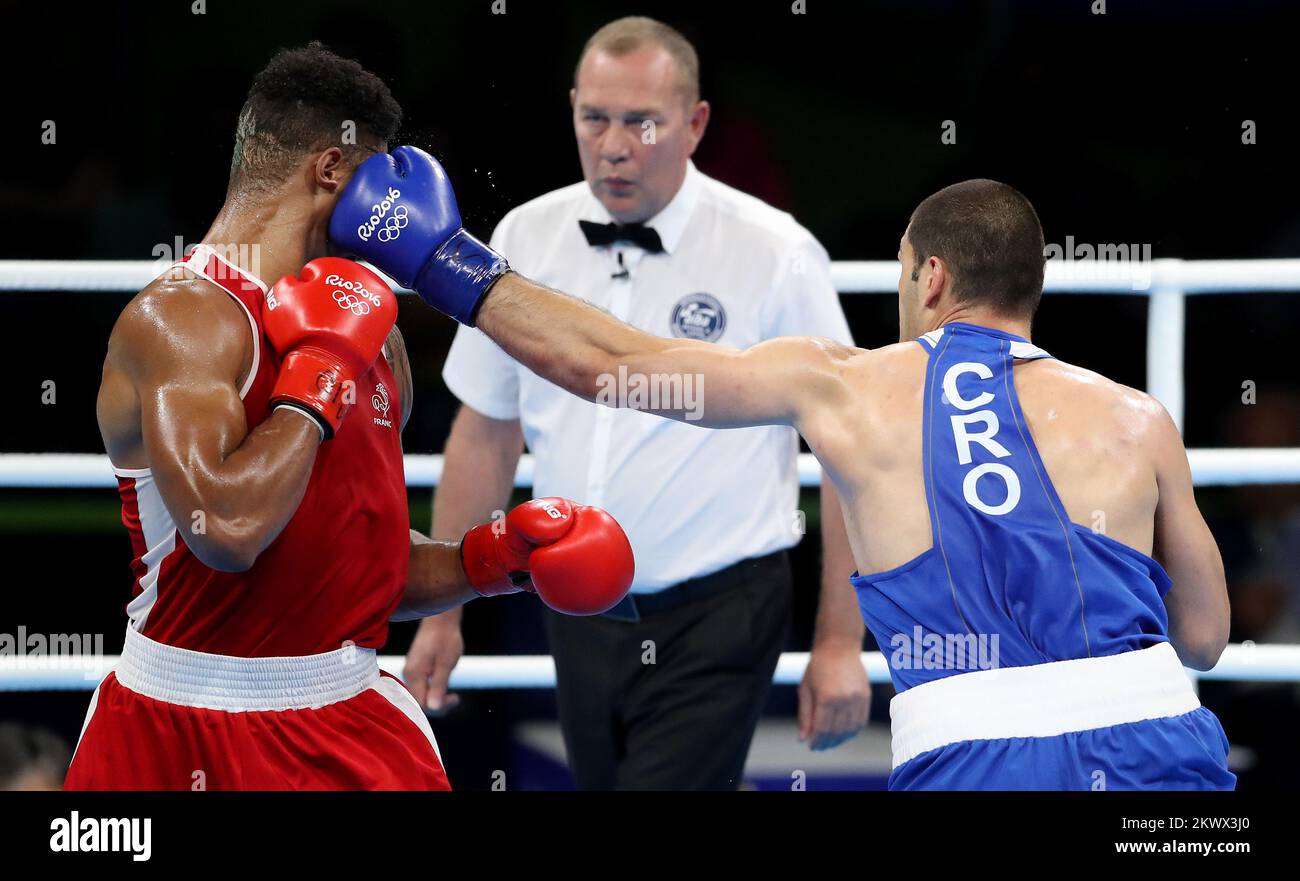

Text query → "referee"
[404,16,870,790]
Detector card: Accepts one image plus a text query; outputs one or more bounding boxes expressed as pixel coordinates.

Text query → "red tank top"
[114,245,410,656]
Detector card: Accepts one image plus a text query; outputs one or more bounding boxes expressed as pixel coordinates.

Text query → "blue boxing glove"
[328,146,509,325]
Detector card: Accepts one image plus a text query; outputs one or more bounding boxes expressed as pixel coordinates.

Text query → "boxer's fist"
[328,145,509,326]
[264,257,397,439]
[461,498,634,616]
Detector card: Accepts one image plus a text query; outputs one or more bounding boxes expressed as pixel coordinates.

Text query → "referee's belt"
[600,549,789,623]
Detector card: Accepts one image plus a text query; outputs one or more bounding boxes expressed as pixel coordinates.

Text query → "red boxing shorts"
[65,627,450,790]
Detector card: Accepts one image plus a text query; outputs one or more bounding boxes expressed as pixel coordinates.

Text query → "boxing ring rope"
[2,258,1299,691]
[3,643,1300,692]
[5,256,1300,431]
[4,449,1300,489]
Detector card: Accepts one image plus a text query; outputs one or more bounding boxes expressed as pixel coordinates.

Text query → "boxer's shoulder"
[1017,357,1171,445]
[758,333,866,382]
[1021,357,1159,413]
[846,340,926,390]
[785,340,920,411]
[791,339,894,430]
[869,339,928,368]
[108,272,250,380]
[848,342,926,421]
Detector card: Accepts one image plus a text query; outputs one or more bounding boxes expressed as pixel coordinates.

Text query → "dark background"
[2,0,1298,789]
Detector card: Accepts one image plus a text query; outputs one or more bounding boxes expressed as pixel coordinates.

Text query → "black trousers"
[543,550,792,790]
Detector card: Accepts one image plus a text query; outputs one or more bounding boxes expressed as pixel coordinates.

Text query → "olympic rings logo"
[376,205,409,243]
[326,273,384,317]
[333,289,374,315]
[356,187,402,243]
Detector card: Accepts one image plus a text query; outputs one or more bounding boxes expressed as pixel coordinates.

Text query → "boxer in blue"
[329,152,1234,790]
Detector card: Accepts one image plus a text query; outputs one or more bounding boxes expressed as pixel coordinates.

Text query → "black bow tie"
[579,220,665,254]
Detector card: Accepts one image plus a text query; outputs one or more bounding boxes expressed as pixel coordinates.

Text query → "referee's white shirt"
[443,161,853,593]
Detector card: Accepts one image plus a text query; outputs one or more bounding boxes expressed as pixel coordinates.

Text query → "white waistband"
[889,642,1200,769]
[115,626,380,712]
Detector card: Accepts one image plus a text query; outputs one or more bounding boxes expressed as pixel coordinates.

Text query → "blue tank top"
[851,322,1173,692]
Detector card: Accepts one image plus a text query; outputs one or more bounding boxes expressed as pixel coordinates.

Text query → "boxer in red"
[64,44,632,791]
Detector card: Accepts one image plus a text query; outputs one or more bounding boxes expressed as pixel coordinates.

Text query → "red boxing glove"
[264,257,398,439]
[461,498,634,616]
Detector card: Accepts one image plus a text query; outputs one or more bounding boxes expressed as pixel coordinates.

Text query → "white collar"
[578,160,702,255]
[185,243,269,294]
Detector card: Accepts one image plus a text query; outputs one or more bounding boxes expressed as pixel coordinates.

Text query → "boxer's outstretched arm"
[476,273,856,429]
[1150,407,1230,670]
[107,282,322,572]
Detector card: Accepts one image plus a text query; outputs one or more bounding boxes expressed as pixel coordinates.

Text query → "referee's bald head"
[575,16,700,105]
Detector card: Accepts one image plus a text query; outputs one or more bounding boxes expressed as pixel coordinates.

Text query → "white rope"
[5,258,1300,294]
[0,643,1296,691]
[3,449,1297,489]
[6,255,1299,433]
[0,260,168,292]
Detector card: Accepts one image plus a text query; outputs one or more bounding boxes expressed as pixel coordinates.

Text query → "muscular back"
[799,334,1225,668]
[806,342,1166,577]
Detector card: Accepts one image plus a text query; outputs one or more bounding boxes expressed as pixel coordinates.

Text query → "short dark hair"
[907,179,1046,317]
[230,42,402,192]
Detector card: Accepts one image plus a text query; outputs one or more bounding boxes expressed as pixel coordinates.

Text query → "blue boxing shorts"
[887,642,1236,790]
